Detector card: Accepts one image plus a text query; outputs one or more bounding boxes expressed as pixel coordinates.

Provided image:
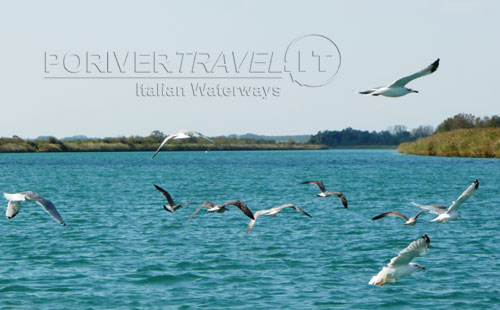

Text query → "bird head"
[410,262,426,270]
[474,179,479,189]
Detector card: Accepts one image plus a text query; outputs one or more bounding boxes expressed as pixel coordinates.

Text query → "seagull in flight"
[152,130,215,159]
[246,204,311,234]
[188,200,255,221]
[3,191,66,226]
[369,235,430,286]
[154,184,190,213]
[372,210,425,226]
[301,180,348,208]
[359,59,439,97]
[412,179,479,223]
[188,201,224,221]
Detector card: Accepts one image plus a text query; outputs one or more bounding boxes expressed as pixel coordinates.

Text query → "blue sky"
[1,0,499,138]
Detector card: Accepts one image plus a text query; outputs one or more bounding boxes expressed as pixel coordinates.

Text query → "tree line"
[435,113,500,133]
[308,125,429,147]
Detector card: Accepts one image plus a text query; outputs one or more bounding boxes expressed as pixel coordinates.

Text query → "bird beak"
[419,266,426,270]
[413,90,419,93]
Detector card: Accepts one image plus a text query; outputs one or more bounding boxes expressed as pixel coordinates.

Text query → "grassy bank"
[397,128,500,158]
[0,136,326,153]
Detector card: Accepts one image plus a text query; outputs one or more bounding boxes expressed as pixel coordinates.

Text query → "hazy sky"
[1,0,499,138]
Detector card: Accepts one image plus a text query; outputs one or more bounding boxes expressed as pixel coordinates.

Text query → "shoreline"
[397,128,500,158]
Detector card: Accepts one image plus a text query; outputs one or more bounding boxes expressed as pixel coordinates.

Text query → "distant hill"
[60,135,99,141]
[222,133,311,143]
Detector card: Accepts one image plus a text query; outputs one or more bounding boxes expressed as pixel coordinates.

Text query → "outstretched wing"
[285,204,312,218]
[187,131,215,144]
[389,235,430,266]
[151,134,176,159]
[188,201,214,222]
[447,180,479,214]
[246,209,272,234]
[411,202,447,215]
[223,200,255,220]
[154,184,175,207]
[332,192,348,208]
[6,201,22,219]
[302,180,326,192]
[23,192,66,226]
[372,211,408,221]
[389,59,440,87]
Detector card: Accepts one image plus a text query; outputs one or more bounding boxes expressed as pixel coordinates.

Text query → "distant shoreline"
[397,128,500,158]
[0,136,404,153]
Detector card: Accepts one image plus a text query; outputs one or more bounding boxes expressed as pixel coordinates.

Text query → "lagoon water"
[0,150,499,309]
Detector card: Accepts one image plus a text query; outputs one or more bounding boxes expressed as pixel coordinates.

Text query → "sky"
[1,0,499,138]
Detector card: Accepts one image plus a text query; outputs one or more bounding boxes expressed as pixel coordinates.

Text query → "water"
[0,150,499,309]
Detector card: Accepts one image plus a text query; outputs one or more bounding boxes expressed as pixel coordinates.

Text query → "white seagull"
[246,204,311,234]
[412,179,479,223]
[3,191,66,226]
[369,234,430,286]
[301,180,348,208]
[359,58,439,97]
[152,130,215,159]
[372,210,425,226]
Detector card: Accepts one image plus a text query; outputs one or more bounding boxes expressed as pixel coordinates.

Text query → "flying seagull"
[152,130,215,159]
[359,58,439,97]
[412,179,479,223]
[246,204,311,234]
[188,200,255,221]
[154,184,190,213]
[301,180,348,208]
[368,234,430,286]
[3,191,66,226]
[372,210,425,226]
[188,201,224,221]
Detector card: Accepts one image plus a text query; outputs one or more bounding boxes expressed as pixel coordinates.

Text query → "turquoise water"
[0,150,499,309]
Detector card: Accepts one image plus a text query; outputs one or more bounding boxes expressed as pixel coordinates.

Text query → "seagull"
[188,200,255,221]
[372,210,425,226]
[188,201,224,221]
[3,191,66,226]
[153,184,190,213]
[359,59,439,97]
[301,180,348,208]
[412,179,479,223]
[368,234,430,286]
[152,130,215,159]
[246,204,311,233]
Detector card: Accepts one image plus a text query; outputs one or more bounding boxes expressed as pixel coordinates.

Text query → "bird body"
[360,59,439,97]
[3,191,66,226]
[369,235,430,286]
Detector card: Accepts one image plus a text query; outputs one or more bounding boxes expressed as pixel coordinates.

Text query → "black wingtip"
[431,59,440,72]
[422,234,430,244]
